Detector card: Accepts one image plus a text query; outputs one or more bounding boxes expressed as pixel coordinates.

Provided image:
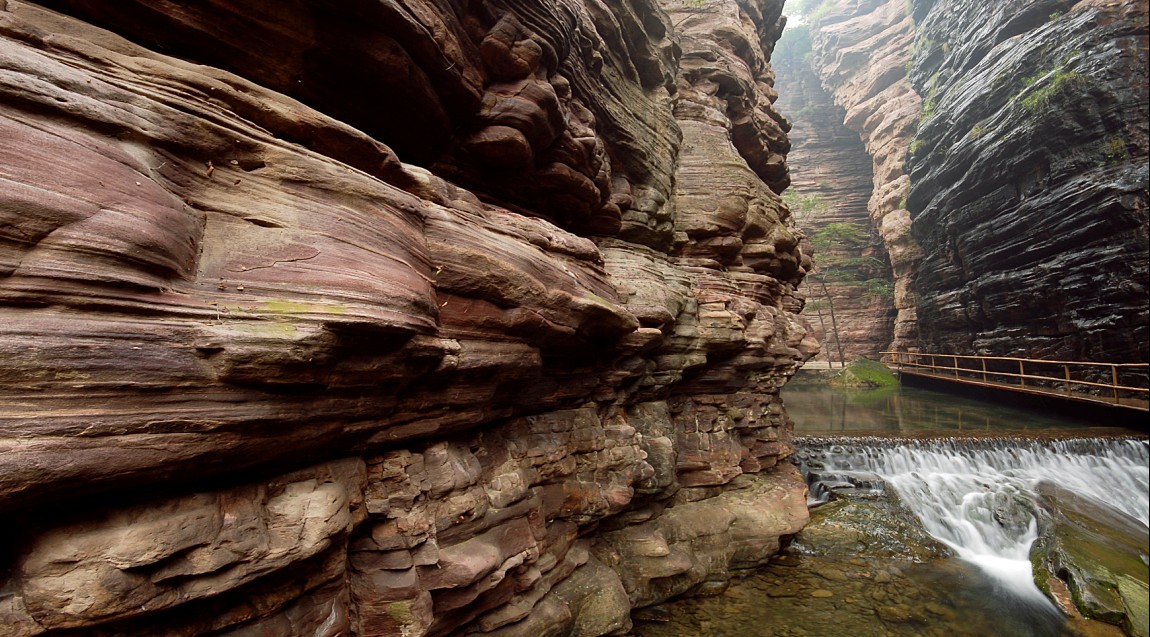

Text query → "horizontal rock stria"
[800,0,1149,362]
[0,1,814,636]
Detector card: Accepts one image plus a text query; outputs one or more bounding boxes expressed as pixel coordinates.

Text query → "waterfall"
[798,437,1150,601]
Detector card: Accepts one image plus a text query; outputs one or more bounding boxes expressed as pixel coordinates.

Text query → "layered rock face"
[801,0,1148,363]
[0,1,813,636]
[774,25,895,361]
[905,0,1149,362]
[796,0,924,354]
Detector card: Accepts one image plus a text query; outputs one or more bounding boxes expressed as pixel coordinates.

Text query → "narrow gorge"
[780,0,1148,362]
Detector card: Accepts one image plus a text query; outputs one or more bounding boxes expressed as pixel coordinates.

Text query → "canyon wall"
[0,1,815,636]
[800,0,1148,363]
[790,0,924,355]
[905,0,1149,362]
[773,25,895,361]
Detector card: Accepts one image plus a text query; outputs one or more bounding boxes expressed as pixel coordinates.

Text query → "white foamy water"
[806,437,1149,599]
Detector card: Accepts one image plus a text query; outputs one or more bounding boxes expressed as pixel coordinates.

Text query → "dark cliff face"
[774,25,896,361]
[906,0,1150,361]
[798,0,1147,363]
[0,1,812,635]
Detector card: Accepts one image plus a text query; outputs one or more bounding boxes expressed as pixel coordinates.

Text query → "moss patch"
[260,299,348,314]
[1019,69,1086,112]
[1031,482,1149,634]
[830,358,899,388]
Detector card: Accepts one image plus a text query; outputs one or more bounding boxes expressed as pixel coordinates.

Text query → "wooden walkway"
[881,352,1149,413]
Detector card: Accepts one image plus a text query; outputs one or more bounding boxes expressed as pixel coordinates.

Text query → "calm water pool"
[782,379,1114,435]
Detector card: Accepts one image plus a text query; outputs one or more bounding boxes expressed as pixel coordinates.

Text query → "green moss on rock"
[829,358,899,388]
[1030,482,1149,636]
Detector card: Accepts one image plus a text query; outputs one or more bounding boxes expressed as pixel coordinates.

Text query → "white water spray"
[803,437,1149,600]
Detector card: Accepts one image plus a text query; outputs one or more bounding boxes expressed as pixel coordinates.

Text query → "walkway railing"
[880,352,1149,412]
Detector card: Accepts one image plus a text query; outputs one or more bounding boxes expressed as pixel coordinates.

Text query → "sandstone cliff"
[0,1,814,636]
[774,23,896,361]
[798,0,1148,363]
[787,0,923,356]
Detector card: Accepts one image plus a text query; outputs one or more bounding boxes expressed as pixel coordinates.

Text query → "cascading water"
[799,437,1150,605]
[636,378,1148,637]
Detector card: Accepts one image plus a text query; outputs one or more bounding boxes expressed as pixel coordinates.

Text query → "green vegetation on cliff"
[1018,68,1086,112]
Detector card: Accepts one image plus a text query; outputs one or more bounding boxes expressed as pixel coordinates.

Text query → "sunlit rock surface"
[0,0,813,635]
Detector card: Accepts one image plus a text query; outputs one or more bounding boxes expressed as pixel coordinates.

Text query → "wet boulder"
[792,491,951,562]
[1031,481,1149,637]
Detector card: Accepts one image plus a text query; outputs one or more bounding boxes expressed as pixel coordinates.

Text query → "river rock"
[1031,481,1150,637]
[791,494,951,562]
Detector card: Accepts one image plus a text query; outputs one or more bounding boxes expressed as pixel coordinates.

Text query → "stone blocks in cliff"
[0,0,811,635]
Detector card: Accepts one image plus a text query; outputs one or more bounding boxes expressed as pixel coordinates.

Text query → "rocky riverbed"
[633,432,1148,637]
[631,496,1108,637]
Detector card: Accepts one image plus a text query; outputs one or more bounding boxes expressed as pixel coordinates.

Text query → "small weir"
[797,436,1150,606]
[634,382,1148,637]
[635,392,1149,637]
[636,434,1149,637]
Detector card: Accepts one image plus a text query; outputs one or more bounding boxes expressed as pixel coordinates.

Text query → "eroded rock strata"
[905,0,1150,362]
[792,0,924,355]
[800,0,1149,362]
[774,25,895,361]
[0,1,814,636]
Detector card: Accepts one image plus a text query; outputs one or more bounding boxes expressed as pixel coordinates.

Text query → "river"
[783,378,1122,435]
[631,381,1149,637]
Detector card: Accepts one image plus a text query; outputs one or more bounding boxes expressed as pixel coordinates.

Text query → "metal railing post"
[1112,365,1119,404]
[1019,360,1025,388]
[1064,365,1071,395]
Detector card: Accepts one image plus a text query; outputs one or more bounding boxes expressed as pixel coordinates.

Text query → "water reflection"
[783,380,1099,434]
